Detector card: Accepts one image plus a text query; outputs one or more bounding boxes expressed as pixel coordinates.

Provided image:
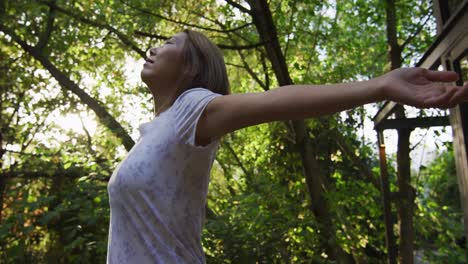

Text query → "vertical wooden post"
[395,106,415,264]
[436,0,468,254]
[450,99,468,257]
[377,131,397,264]
[445,54,468,258]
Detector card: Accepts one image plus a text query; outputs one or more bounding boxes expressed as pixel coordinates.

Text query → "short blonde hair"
[181,29,230,95]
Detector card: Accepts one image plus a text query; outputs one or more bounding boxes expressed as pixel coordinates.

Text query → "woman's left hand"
[378,67,468,109]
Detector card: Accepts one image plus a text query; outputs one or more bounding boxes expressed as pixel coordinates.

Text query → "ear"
[184,68,196,78]
[178,66,196,89]
[182,63,199,84]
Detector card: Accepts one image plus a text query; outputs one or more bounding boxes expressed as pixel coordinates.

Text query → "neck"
[147,78,187,116]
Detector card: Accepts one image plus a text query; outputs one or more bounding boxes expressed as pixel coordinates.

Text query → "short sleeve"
[171,88,221,146]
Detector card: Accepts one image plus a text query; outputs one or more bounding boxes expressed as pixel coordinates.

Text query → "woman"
[107,29,468,263]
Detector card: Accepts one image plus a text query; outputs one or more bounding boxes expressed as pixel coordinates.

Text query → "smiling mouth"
[145,58,154,64]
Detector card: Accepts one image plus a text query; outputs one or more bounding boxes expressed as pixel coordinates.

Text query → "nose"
[149,47,158,57]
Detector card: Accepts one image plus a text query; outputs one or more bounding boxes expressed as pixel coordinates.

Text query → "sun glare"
[55,113,98,135]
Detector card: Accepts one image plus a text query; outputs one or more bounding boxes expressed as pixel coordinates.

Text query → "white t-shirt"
[107,88,221,263]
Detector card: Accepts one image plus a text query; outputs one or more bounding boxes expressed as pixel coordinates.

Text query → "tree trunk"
[0,113,4,223]
[385,0,402,70]
[0,155,5,257]
[385,0,415,263]
[246,0,354,262]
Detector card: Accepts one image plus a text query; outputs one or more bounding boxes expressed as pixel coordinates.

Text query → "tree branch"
[214,159,237,196]
[133,30,266,51]
[190,13,253,33]
[225,0,251,14]
[123,0,251,33]
[237,48,267,90]
[191,11,254,43]
[1,149,44,157]
[36,0,56,52]
[225,62,245,68]
[21,113,51,152]
[38,0,146,58]
[201,14,268,90]
[3,91,25,133]
[331,129,380,190]
[220,139,264,193]
[133,30,169,41]
[222,140,253,180]
[260,52,270,90]
[283,0,298,59]
[217,41,266,50]
[0,24,135,151]
[1,169,107,181]
[400,11,432,51]
[79,113,98,156]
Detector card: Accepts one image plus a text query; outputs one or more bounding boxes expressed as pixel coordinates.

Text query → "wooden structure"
[373,0,468,262]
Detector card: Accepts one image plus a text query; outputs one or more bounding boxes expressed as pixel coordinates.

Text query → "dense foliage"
[0,0,464,263]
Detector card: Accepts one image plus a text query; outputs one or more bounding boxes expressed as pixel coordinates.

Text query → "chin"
[140,70,153,85]
[140,71,147,83]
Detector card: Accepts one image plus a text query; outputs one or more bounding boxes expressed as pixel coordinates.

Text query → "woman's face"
[141,32,187,88]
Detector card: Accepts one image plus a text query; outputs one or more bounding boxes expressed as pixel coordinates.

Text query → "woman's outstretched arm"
[197,68,468,143]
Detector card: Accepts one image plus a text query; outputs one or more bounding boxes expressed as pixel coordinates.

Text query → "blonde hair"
[181,29,230,95]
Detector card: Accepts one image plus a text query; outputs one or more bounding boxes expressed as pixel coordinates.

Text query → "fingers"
[424,86,457,108]
[424,69,459,82]
[426,83,468,108]
[448,83,468,106]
